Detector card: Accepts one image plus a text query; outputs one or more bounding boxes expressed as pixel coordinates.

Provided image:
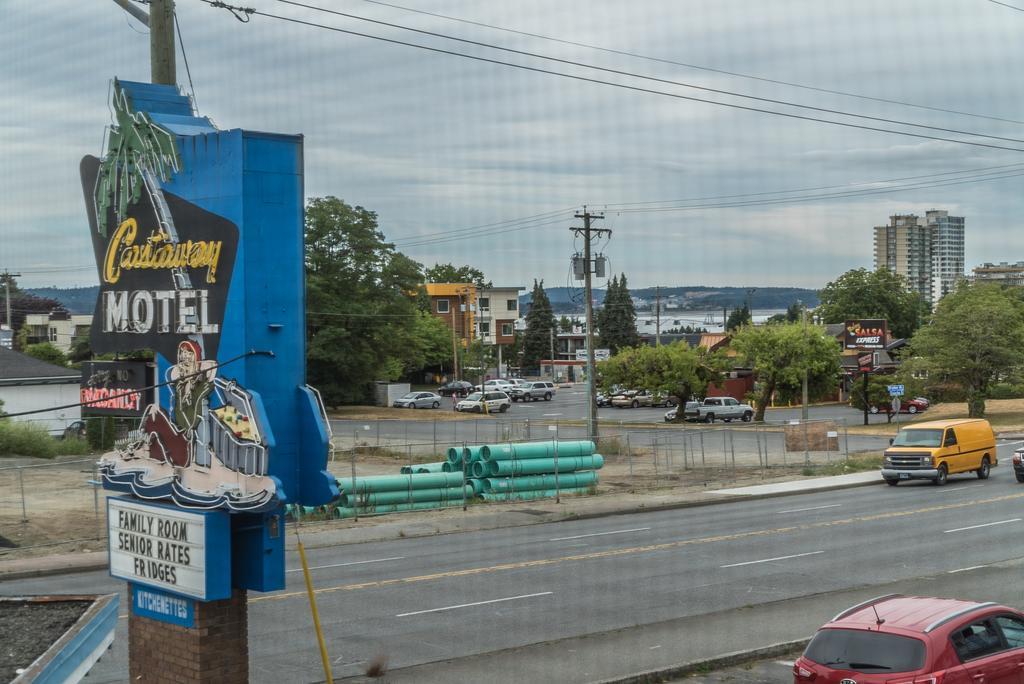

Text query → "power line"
[174,8,198,108]
[271,0,1024,147]
[355,0,1024,127]
[205,4,1024,154]
[985,0,1024,11]
[389,207,574,245]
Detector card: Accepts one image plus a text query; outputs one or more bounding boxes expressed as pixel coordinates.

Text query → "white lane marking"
[943,519,1021,534]
[777,504,842,514]
[999,440,1024,446]
[549,527,651,542]
[649,645,662,650]
[286,556,405,573]
[396,592,552,617]
[948,565,988,574]
[542,413,562,416]
[720,550,824,568]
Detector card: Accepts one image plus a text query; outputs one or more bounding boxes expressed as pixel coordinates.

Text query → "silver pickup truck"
[684,397,755,423]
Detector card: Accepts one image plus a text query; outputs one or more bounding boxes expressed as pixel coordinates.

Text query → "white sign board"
[888,384,905,397]
[109,498,214,600]
[574,348,611,362]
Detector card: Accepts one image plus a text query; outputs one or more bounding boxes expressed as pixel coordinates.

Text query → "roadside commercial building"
[23,310,92,353]
[872,210,965,305]
[971,261,1024,287]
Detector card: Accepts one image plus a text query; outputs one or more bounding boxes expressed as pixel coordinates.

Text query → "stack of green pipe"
[333,472,470,515]
[336,472,465,493]
[333,501,455,518]
[482,471,598,493]
[342,484,473,507]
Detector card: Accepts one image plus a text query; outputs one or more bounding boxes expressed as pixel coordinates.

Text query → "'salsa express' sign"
[108,497,230,601]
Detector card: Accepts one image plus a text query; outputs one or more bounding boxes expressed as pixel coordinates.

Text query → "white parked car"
[473,379,516,393]
[456,391,511,413]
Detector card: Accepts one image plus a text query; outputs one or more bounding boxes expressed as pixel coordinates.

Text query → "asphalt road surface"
[5,439,1023,683]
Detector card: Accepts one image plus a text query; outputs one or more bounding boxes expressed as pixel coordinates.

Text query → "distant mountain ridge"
[522,285,819,313]
[25,286,99,314]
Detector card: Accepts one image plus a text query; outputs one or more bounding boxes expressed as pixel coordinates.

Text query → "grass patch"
[0,420,93,458]
[803,452,883,477]
[847,398,1024,436]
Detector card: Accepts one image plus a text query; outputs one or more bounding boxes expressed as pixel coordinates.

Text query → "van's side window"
[944,429,958,447]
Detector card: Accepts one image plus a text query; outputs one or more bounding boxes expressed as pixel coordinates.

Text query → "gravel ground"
[0,599,91,681]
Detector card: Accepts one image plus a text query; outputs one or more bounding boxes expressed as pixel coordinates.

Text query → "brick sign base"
[129,589,249,682]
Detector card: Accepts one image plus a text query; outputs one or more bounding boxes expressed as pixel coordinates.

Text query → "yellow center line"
[249,492,1024,604]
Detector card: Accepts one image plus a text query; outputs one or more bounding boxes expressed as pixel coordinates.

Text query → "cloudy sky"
[3,0,1024,291]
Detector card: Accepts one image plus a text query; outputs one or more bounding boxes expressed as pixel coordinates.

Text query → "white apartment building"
[475,287,523,346]
[972,261,1024,287]
[927,210,966,301]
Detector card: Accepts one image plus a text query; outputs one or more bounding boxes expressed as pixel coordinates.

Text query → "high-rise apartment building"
[873,214,932,302]
[927,210,965,301]
[872,210,965,305]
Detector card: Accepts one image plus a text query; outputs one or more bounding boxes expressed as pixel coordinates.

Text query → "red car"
[795,594,1024,683]
[870,398,929,415]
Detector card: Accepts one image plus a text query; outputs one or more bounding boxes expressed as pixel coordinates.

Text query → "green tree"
[597,274,639,353]
[907,283,1024,417]
[23,342,67,367]
[766,302,803,324]
[558,315,573,333]
[730,322,841,421]
[521,280,556,371]
[725,305,751,331]
[425,263,489,288]
[849,374,901,423]
[597,342,724,419]
[304,196,442,404]
[816,268,929,339]
[461,340,497,385]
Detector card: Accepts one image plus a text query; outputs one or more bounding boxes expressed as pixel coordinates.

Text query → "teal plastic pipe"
[483,471,599,492]
[335,472,466,493]
[481,440,595,461]
[446,447,462,463]
[463,446,486,463]
[413,462,446,473]
[333,500,463,518]
[488,454,604,477]
[479,486,593,502]
[467,478,485,495]
[342,484,472,507]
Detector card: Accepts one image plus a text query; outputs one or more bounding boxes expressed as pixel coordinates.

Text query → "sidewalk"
[0,470,881,582]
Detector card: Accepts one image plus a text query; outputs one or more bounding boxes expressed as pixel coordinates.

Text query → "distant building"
[873,210,965,305]
[475,286,523,347]
[424,283,477,347]
[927,210,966,301]
[23,310,92,353]
[972,261,1024,287]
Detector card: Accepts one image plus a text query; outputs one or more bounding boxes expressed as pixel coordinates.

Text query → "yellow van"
[881,418,996,486]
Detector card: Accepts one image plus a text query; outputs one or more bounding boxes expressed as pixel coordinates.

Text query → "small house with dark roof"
[0,347,81,434]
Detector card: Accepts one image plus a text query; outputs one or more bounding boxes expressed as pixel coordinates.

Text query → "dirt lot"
[0,445,877,559]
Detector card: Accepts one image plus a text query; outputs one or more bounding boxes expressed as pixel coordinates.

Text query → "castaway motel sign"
[86,79,337,621]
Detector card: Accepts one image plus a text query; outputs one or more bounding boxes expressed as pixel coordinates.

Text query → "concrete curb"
[0,475,882,583]
[593,638,811,684]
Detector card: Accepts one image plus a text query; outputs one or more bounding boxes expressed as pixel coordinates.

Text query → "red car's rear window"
[804,628,926,674]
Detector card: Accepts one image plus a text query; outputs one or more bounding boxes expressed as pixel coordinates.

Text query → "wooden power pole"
[572,207,610,443]
[111,0,175,85]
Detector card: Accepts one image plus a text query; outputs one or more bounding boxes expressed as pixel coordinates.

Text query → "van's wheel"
[705,414,715,424]
[1016,472,1024,483]
[934,464,948,486]
[977,456,991,479]
[885,478,899,486]
[500,404,509,413]
[742,411,752,422]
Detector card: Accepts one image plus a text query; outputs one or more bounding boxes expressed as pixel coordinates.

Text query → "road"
[5,439,1023,683]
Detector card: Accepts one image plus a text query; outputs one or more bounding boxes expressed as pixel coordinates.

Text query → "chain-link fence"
[0,458,106,553]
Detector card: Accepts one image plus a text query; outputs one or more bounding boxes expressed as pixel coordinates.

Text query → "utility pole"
[110,0,175,85]
[549,328,556,378]
[3,271,21,331]
[801,302,809,421]
[655,286,661,346]
[572,207,610,443]
[150,0,176,85]
[450,303,459,381]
